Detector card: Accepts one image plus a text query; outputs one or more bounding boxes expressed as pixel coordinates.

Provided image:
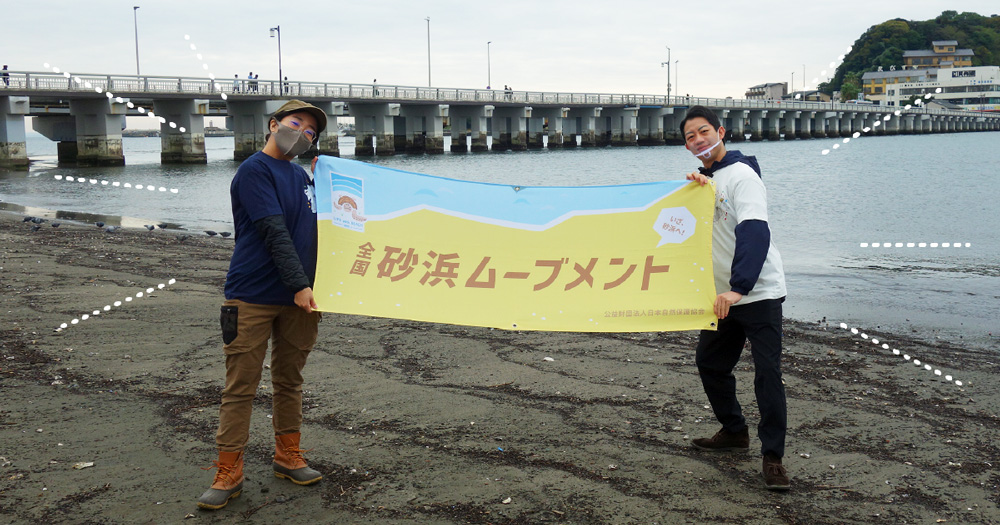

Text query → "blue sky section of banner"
[314,156,689,229]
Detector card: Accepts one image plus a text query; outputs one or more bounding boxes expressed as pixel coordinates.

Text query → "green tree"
[839,72,862,101]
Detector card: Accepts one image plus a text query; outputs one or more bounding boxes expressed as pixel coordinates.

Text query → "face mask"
[272,121,314,157]
[689,139,722,160]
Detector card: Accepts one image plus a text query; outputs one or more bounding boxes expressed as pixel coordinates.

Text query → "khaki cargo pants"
[215,299,320,452]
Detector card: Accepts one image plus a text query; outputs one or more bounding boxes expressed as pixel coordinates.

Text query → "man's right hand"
[686,172,710,186]
[294,287,317,313]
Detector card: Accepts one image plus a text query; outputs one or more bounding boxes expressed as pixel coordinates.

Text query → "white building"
[884,66,999,111]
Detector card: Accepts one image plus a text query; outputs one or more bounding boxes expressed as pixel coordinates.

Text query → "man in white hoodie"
[681,105,789,491]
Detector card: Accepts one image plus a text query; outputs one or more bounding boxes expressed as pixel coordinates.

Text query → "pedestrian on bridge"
[2,65,9,87]
[197,100,329,511]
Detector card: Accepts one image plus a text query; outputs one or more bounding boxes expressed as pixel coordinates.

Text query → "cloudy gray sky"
[5,1,998,99]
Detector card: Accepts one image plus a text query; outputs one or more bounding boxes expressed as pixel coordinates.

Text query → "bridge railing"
[2,70,992,119]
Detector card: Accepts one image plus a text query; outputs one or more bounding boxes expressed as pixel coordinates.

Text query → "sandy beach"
[1,211,998,524]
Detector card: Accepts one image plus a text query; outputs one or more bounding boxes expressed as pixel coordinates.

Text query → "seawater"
[3,132,998,351]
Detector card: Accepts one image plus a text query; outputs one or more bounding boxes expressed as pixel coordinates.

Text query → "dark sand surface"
[2,212,999,524]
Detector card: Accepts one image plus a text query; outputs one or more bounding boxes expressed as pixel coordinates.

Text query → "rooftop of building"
[747,82,786,89]
[903,49,975,58]
[861,69,931,80]
[932,40,959,46]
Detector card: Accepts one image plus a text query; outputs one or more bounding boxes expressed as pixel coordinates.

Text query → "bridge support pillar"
[900,114,915,134]
[533,107,568,149]
[32,115,77,163]
[811,113,828,138]
[0,96,29,170]
[68,98,127,167]
[747,110,764,141]
[637,107,666,146]
[798,111,813,139]
[526,115,545,149]
[350,103,400,156]
[399,104,447,154]
[448,105,492,152]
[825,112,841,138]
[663,108,683,145]
[781,111,798,139]
[227,100,271,160]
[492,106,529,151]
[568,107,600,147]
[837,114,852,137]
[311,101,345,158]
[153,99,208,164]
[724,110,746,142]
[603,107,637,146]
[761,110,781,141]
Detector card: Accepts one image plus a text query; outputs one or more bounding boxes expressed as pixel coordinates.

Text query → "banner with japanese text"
[312,156,717,332]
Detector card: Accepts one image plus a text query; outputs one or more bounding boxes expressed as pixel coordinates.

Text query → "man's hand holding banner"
[313,156,717,332]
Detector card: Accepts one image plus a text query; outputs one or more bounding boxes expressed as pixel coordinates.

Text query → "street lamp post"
[487,41,492,89]
[791,72,794,98]
[675,59,679,97]
[425,17,432,87]
[132,6,140,76]
[270,26,282,94]
[660,45,671,101]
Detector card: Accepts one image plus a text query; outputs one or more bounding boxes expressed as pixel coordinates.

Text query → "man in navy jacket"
[681,105,790,491]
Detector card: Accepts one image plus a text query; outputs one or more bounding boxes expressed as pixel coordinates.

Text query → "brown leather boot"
[763,454,790,491]
[197,450,244,510]
[273,432,322,485]
[691,427,750,451]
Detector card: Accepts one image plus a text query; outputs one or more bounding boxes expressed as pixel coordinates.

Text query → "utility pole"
[426,17,432,87]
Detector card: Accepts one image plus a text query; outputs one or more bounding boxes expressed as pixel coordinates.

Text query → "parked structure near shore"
[1,70,998,169]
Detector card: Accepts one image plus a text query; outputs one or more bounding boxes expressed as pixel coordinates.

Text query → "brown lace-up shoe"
[762,454,790,491]
[691,427,750,451]
[274,432,322,485]
[197,450,244,510]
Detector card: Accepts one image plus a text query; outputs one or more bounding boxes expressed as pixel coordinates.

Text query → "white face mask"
[272,121,314,157]
[689,139,722,160]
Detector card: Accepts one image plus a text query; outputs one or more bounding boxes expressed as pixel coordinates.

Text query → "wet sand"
[1,211,999,524]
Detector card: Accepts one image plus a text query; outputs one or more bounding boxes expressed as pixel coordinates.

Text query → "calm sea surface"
[3,132,998,351]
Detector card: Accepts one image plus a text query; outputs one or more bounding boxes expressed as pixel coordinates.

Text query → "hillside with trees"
[823,10,1000,100]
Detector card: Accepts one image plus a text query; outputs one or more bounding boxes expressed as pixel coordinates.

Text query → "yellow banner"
[313,156,717,332]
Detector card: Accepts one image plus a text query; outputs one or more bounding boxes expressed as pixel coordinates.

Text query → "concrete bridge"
[2,70,998,168]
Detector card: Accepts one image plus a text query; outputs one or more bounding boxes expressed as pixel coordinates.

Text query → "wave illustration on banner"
[313,156,718,332]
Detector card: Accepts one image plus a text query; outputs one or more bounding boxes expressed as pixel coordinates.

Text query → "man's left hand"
[714,291,743,319]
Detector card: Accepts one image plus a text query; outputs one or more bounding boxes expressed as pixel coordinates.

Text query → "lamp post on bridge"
[269,26,283,94]
[132,6,140,76]
[661,45,671,101]
[791,72,794,98]
[487,41,492,89]
[425,17,432,87]
[675,59,679,98]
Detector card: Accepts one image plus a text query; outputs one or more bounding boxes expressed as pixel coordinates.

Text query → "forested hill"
[826,10,1000,95]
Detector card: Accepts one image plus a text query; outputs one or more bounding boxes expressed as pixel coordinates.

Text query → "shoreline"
[1,211,999,523]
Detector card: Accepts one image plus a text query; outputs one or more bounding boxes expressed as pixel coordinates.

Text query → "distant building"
[861,68,930,103]
[902,40,974,69]
[884,66,1000,111]
[782,90,830,102]
[745,82,787,100]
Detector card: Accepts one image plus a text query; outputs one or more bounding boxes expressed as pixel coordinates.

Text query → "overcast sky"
[5,1,998,100]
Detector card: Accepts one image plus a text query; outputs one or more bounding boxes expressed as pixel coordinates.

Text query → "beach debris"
[501,497,512,504]
[184,513,196,519]
[829,464,836,469]
[204,230,218,237]
[0,457,11,467]
[36,428,43,433]
[799,453,811,459]
[543,357,555,362]
[608,464,618,470]
[72,462,95,470]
